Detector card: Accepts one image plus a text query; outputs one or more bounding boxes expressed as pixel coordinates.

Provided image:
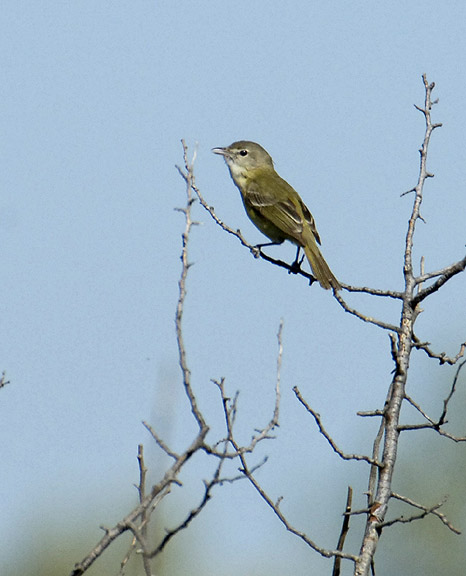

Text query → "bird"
[212,140,341,290]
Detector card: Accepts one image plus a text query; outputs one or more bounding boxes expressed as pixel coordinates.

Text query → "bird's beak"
[212,147,228,156]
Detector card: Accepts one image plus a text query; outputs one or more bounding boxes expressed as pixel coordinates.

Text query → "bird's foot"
[251,245,262,259]
[288,254,305,275]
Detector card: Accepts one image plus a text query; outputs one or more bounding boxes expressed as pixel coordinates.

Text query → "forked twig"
[385,492,460,534]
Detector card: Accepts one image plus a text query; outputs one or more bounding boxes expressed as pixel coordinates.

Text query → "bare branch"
[412,336,466,365]
[397,421,466,441]
[386,492,461,535]
[340,284,403,299]
[333,487,354,576]
[148,448,227,557]
[136,445,152,576]
[438,358,466,426]
[72,429,208,576]
[72,81,465,576]
[357,410,384,418]
[403,75,441,284]
[366,408,387,509]
[118,537,137,576]
[415,257,466,284]
[142,421,179,460]
[175,141,209,433]
[235,445,359,563]
[71,142,212,576]
[204,330,358,565]
[356,74,444,576]
[399,361,466,442]
[333,290,401,332]
[145,451,265,559]
[293,387,380,466]
[404,393,436,424]
[204,323,282,460]
[412,254,466,305]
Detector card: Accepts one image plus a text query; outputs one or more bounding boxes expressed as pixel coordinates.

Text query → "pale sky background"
[2,2,466,575]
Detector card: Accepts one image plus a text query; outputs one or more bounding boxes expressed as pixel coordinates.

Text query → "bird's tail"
[304,241,341,291]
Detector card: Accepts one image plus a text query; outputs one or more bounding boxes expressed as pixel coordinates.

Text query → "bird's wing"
[299,199,321,245]
[245,174,321,244]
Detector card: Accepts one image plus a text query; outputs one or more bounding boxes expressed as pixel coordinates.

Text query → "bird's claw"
[251,246,261,259]
[288,254,305,275]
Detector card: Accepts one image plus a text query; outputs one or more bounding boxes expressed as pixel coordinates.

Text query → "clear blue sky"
[2,2,465,575]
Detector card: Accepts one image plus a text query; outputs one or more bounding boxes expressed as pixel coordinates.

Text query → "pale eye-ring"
[239,150,248,157]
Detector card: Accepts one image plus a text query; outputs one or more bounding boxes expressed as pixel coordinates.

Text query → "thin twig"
[135,445,152,576]
[71,142,211,576]
[399,361,466,441]
[357,410,384,418]
[142,421,179,460]
[118,536,137,576]
[397,422,466,441]
[332,487,354,576]
[274,320,284,425]
[412,255,466,305]
[367,411,386,508]
[412,335,466,366]
[293,387,380,466]
[340,284,403,299]
[148,447,227,557]
[175,141,208,432]
[234,438,359,563]
[438,358,466,425]
[207,328,359,564]
[205,324,282,460]
[404,393,436,424]
[333,290,401,333]
[385,493,460,534]
[415,258,465,284]
[403,76,441,281]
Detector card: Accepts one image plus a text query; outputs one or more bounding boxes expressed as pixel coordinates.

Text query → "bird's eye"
[239,149,248,156]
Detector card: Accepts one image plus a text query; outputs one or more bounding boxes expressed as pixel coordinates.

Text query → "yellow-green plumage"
[212,141,340,290]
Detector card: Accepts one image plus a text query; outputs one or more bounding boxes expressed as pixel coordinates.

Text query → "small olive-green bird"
[212,140,341,290]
